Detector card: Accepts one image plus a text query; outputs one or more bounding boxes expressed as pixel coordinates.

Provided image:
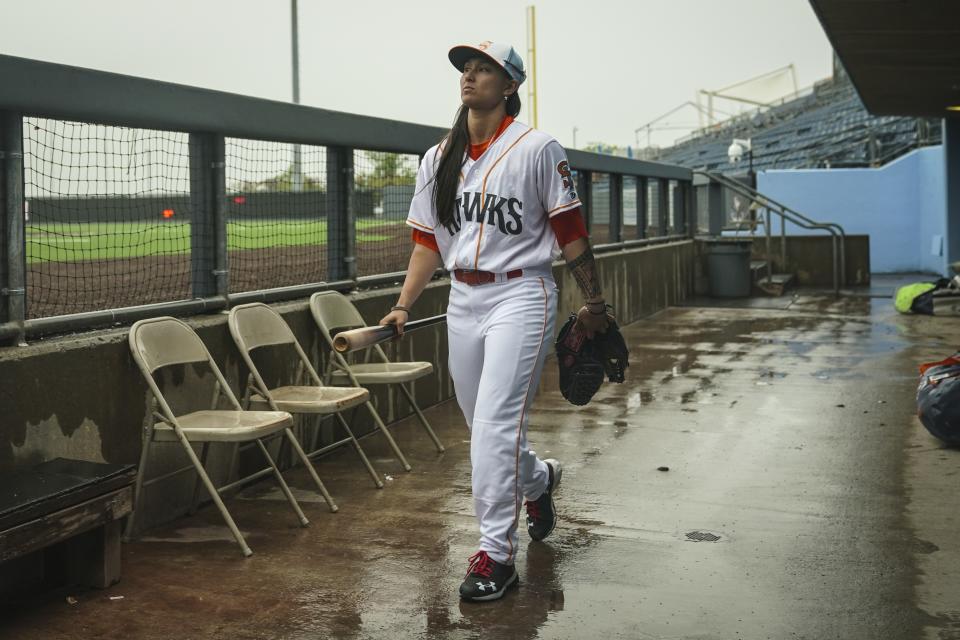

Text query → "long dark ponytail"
[433,89,522,227]
[433,106,470,228]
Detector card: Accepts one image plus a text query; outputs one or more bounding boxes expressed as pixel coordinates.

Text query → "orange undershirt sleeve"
[549,207,589,248]
[411,228,440,253]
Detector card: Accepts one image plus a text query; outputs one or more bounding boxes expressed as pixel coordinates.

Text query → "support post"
[658,178,669,236]
[707,181,724,236]
[637,177,647,240]
[577,170,592,234]
[1,112,25,345]
[946,117,960,273]
[672,181,686,235]
[189,134,228,298]
[327,147,356,282]
[610,173,623,243]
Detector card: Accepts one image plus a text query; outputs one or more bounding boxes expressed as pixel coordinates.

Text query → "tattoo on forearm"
[566,247,603,300]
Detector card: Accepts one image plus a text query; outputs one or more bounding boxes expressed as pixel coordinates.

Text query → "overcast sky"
[1,0,834,149]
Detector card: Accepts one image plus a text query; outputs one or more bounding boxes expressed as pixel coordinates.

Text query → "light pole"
[572,126,578,149]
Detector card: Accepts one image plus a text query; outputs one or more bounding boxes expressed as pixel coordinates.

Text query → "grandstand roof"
[809,0,960,117]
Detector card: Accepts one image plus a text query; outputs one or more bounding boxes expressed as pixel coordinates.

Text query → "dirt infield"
[25,226,413,319]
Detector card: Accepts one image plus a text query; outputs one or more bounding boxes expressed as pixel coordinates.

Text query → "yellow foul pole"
[526,5,538,128]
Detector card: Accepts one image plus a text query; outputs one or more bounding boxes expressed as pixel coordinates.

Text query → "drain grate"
[685,530,721,542]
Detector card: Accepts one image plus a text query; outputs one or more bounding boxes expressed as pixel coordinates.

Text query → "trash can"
[705,239,752,298]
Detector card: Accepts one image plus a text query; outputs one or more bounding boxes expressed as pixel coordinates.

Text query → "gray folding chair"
[227,302,383,490]
[127,316,309,557]
[309,291,444,473]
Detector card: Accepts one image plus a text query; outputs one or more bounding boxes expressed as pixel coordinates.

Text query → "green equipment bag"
[894,279,951,315]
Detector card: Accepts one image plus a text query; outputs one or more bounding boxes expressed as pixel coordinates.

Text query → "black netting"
[623,176,639,239]
[590,172,612,244]
[353,150,418,276]
[23,118,193,318]
[646,179,661,237]
[668,180,679,233]
[225,140,328,292]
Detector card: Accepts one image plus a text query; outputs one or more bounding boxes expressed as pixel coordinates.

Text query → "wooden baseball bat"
[333,314,446,353]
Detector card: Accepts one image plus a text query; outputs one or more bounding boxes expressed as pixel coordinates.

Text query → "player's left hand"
[577,305,610,338]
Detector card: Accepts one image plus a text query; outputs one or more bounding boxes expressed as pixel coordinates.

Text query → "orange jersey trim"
[508,276,549,563]
[474,126,535,269]
[547,199,583,216]
[407,218,434,232]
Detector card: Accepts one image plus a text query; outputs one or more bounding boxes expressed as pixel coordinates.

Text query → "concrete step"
[755,273,796,297]
[750,260,770,282]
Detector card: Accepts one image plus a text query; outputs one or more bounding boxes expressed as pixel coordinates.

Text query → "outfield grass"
[25,219,402,263]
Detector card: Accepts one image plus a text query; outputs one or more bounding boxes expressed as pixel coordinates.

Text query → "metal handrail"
[695,170,847,295]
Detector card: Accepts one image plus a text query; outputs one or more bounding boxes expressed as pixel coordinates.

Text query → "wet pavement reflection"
[4,294,960,639]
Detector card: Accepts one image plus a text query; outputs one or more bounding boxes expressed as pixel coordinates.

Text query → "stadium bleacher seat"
[654,76,942,173]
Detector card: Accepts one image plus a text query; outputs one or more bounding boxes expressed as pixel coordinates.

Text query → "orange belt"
[453,268,523,286]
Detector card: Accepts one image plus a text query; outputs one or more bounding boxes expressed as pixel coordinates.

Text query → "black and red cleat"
[525,458,562,541]
[459,550,518,602]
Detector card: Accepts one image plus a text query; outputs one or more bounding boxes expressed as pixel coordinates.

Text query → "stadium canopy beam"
[809,0,960,117]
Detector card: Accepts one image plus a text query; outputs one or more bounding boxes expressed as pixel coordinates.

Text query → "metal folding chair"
[227,302,383,490]
[126,316,309,557]
[309,291,445,473]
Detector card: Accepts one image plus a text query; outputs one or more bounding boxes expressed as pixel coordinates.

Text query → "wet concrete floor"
[4,293,960,639]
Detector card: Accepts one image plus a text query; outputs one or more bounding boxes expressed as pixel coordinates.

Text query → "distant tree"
[355,151,416,189]
[234,164,324,193]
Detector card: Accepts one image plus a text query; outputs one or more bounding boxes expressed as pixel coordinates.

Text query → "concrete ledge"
[0,240,694,531]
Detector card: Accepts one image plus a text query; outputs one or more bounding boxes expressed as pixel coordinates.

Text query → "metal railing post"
[189,133,228,298]
[577,170,592,234]
[765,209,773,286]
[1,112,25,345]
[327,146,356,282]
[707,181,724,236]
[780,214,786,273]
[610,173,623,243]
[674,181,688,236]
[658,178,669,237]
[213,136,228,297]
[637,177,648,240]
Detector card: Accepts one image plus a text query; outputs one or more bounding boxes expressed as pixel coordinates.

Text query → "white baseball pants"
[447,274,558,565]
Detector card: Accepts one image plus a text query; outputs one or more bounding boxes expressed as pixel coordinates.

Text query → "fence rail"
[0,54,693,343]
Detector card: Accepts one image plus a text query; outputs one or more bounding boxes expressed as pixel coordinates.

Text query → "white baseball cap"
[448,41,526,85]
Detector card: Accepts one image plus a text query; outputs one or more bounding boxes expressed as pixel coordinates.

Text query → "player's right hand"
[379,310,409,336]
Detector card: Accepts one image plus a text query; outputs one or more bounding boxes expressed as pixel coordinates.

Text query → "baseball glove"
[556,313,629,406]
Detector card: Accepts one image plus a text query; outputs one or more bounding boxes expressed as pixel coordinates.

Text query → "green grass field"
[25,219,402,264]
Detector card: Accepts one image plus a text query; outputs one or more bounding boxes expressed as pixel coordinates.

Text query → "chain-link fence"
[353,150,419,277]
[226,139,329,292]
[23,118,194,318]
[623,176,639,238]
[646,179,661,237]
[590,172,612,244]
[0,54,693,340]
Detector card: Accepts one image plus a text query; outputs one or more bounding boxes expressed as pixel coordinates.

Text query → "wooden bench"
[0,458,136,591]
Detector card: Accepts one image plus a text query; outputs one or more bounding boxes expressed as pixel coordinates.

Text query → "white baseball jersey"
[406,120,581,273]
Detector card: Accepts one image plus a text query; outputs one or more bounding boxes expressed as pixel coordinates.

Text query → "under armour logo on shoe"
[476,581,496,592]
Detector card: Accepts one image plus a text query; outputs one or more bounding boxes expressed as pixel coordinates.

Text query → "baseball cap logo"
[477,41,492,50]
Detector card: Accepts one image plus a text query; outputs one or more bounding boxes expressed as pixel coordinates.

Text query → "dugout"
[809,0,960,271]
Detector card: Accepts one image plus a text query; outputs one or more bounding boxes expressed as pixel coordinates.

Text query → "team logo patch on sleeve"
[556,160,577,200]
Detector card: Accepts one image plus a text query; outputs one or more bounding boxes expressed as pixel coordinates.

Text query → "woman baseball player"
[380,41,611,602]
